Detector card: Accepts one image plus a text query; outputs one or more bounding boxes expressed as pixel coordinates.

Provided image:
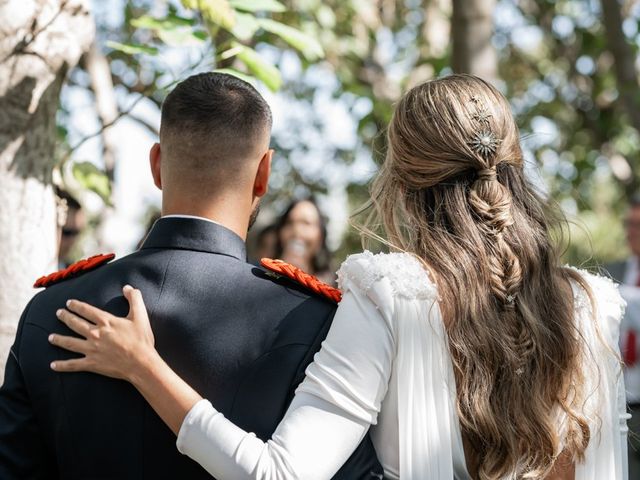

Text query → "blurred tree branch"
[84,42,119,181]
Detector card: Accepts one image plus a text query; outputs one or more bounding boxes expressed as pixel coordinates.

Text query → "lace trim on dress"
[337,251,438,301]
[568,267,625,312]
[566,267,626,345]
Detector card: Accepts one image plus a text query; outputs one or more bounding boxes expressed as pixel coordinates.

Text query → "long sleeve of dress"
[573,270,628,480]
[176,284,395,480]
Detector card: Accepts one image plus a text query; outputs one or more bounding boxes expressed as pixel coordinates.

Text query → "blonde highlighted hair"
[358,74,594,478]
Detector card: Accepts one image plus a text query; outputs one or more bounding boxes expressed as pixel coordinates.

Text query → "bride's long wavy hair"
[357,74,594,478]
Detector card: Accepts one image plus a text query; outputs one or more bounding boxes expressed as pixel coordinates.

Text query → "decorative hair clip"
[468,96,502,158]
[469,130,501,158]
[470,96,492,124]
[473,110,493,124]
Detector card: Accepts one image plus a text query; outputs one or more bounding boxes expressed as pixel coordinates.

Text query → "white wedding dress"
[176,252,629,479]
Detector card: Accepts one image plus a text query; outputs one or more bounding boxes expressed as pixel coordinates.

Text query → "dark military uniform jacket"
[0,216,382,479]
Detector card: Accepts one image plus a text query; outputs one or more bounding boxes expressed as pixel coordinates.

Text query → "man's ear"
[149,143,162,190]
[253,149,273,198]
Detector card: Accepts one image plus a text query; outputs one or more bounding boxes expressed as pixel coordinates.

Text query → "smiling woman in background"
[275,197,334,285]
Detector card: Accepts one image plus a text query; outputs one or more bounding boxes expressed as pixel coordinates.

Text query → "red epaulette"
[34,253,116,288]
[261,258,342,303]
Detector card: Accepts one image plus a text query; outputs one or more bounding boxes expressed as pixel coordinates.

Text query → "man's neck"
[161,204,249,241]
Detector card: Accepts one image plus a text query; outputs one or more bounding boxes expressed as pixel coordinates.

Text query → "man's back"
[0,217,381,479]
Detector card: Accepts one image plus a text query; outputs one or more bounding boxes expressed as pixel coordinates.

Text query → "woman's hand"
[49,285,159,383]
[50,285,203,435]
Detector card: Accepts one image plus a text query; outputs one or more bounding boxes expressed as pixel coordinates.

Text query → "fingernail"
[50,362,56,370]
[56,309,63,318]
[48,334,54,343]
[66,300,72,307]
[123,284,132,291]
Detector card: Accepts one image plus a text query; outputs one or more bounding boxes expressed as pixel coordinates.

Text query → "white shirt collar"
[161,214,222,227]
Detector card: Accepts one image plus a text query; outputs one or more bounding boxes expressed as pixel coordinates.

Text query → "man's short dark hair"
[159,72,272,175]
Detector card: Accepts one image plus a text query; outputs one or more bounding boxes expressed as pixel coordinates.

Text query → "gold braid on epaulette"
[260,258,342,303]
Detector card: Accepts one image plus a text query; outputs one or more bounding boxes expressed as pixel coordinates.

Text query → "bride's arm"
[49,284,393,479]
[176,393,369,479]
[175,285,393,479]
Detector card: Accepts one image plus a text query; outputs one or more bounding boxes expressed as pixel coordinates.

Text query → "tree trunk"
[451,0,497,83]
[84,42,119,181]
[0,0,94,381]
[600,0,640,196]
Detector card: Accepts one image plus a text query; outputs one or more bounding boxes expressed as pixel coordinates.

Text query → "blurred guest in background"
[606,196,640,398]
[251,224,278,263]
[55,188,86,268]
[275,197,334,285]
[605,195,640,475]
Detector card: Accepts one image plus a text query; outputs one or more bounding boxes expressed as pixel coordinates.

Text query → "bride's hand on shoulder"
[49,285,160,382]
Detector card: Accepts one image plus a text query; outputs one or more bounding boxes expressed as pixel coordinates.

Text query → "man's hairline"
[158,123,271,156]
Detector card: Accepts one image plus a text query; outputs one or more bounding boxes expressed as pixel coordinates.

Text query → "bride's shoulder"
[337,250,438,301]
[565,266,624,308]
[565,266,626,337]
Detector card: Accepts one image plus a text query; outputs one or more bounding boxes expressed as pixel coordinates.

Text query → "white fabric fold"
[570,270,628,480]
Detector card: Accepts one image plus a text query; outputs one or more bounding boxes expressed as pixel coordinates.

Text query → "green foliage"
[72,162,112,206]
[564,212,627,268]
[229,0,286,13]
[106,0,326,93]
[493,0,640,262]
[213,67,257,85]
[130,13,195,29]
[181,0,236,30]
[232,42,282,91]
[257,19,323,60]
[231,12,261,40]
[105,41,158,56]
[130,14,206,46]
